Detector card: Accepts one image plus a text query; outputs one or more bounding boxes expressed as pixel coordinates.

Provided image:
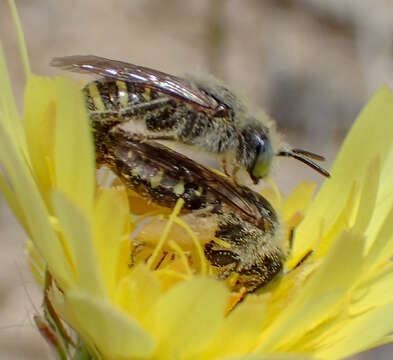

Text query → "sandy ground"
[0,202,51,359]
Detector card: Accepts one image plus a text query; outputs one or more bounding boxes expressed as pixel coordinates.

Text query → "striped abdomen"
[100,131,214,212]
[83,78,154,113]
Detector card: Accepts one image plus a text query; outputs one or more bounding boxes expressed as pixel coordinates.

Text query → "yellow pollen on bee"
[150,170,163,188]
[131,167,141,176]
[173,181,185,195]
[212,237,231,249]
[142,87,151,101]
[227,272,240,288]
[88,83,105,111]
[195,186,204,197]
[116,80,129,108]
[263,218,272,232]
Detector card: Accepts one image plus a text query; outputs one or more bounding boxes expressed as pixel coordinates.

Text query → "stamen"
[147,198,184,269]
[155,269,189,280]
[173,217,208,275]
[133,209,168,225]
[154,251,168,270]
[168,240,193,276]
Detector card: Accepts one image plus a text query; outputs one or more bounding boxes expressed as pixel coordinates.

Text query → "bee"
[51,55,330,185]
[98,127,284,292]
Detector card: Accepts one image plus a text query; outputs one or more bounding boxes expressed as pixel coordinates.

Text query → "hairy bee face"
[237,126,274,184]
[97,128,284,292]
[51,55,330,185]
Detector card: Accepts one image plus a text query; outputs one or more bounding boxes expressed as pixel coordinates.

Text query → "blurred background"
[0,0,392,358]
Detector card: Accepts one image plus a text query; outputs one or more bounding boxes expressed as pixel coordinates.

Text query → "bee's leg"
[144,134,177,141]
[91,97,172,130]
[231,164,241,185]
[90,111,119,122]
[221,158,230,177]
[186,204,221,217]
[220,158,240,182]
[109,131,177,143]
[120,98,172,120]
[107,126,176,145]
[225,287,248,314]
[90,111,126,130]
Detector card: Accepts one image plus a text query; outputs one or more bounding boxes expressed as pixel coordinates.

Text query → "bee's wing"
[122,134,266,227]
[51,55,220,112]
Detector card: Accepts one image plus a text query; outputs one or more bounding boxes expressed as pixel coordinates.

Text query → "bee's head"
[239,126,274,185]
[240,126,331,185]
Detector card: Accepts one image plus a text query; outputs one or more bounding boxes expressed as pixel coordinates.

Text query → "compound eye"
[251,135,273,183]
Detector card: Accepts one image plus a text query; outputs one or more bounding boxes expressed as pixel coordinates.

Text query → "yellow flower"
[3,3,393,359]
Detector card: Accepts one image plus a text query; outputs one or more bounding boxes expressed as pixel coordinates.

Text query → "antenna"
[278,149,330,178]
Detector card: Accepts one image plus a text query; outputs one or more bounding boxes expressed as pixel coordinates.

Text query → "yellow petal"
[8,0,31,78]
[146,277,228,359]
[350,263,393,315]
[53,287,155,360]
[25,240,45,287]
[312,181,359,260]
[283,181,316,222]
[51,190,105,295]
[260,184,282,213]
[293,86,393,259]
[353,158,380,236]
[257,231,364,352]
[364,203,393,270]
[200,301,267,359]
[0,171,28,230]
[317,301,393,359]
[93,187,130,295]
[220,354,315,360]
[24,76,57,199]
[54,77,95,217]
[0,122,73,287]
[0,44,26,154]
[367,130,393,244]
[366,334,393,352]
[115,264,162,327]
